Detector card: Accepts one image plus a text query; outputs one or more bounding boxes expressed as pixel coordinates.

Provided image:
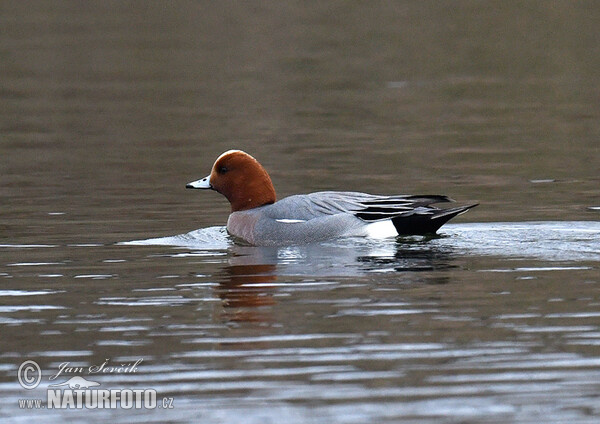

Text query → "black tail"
[391,204,478,235]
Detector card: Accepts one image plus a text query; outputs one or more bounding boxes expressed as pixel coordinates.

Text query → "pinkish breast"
[226,212,259,245]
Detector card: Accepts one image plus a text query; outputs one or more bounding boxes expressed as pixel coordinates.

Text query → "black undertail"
[353,194,478,236]
[391,204,478,235]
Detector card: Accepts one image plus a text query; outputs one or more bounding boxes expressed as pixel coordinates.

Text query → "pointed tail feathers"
[391,203,478,235]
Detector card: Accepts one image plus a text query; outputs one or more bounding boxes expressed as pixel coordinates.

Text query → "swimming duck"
[187,150,477,246]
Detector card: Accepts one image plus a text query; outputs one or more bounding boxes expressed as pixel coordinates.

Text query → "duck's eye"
[218,166,228,174]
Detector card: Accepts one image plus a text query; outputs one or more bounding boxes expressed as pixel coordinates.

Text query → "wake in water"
[120,221,600,263]
[120,226,231,250]
[438,221,600,262]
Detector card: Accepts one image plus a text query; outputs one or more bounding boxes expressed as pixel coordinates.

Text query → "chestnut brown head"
[187,150,276,212]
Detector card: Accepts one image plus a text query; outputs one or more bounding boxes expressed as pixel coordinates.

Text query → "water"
[1,2,600,423]
[1,223,599,422]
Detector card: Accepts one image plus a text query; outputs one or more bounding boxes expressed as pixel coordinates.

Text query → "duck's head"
[187,150,276,212]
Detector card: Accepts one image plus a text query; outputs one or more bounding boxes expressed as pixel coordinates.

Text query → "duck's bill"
[186,175,212,189]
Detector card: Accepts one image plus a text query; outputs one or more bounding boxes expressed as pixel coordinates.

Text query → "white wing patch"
[275,219,307,224]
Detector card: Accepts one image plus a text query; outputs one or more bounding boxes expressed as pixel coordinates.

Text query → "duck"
[186,150,477,246]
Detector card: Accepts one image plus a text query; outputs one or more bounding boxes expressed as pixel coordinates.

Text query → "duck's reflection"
[215,263,277,323]
[357,239,457,274]
[213,238,457,323]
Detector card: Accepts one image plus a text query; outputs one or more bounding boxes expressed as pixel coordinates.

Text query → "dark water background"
[1,1,599,423]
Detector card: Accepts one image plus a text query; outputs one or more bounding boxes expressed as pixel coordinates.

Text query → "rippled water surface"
[2,2,600,423]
